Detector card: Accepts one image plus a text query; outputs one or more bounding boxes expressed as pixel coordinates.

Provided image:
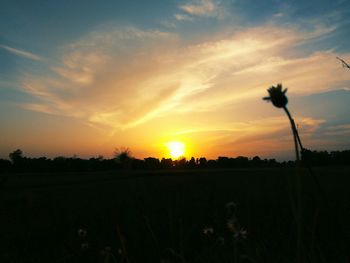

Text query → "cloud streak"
[179,0,226,18]
[0,45,42,61]
[20,24,350,137]
[174,13,193,21]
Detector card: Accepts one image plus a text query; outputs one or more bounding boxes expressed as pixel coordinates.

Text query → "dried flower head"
[77,228,87,238]
[203,227,214,235]
[263,83,288,108]
[81,242,89,250]
[234,228,248,240]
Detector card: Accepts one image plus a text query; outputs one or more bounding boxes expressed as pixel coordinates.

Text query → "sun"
[166,141,185,159]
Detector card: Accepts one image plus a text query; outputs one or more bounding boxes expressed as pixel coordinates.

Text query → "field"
[1,167,350,263]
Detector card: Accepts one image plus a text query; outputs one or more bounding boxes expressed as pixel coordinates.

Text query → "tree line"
[0,148,350,173]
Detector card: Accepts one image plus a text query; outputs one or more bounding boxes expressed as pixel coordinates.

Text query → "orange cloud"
[20,24,350,138]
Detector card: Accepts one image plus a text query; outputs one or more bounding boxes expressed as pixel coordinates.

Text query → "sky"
[1,0,350,160]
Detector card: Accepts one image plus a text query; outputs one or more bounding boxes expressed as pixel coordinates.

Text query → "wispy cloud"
[20,24,350,136]
[0,45,42,61]
[179,0,226,18]
[174,13,193,21]
[319,123,350,137]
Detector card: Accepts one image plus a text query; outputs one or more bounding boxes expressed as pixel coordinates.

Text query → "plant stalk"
[283,106,302,263]
[283,107,301,161]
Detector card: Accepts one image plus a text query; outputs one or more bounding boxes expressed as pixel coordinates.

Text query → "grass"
[1,167,350,262]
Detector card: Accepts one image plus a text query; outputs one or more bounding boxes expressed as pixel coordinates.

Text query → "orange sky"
[1,0,350,160]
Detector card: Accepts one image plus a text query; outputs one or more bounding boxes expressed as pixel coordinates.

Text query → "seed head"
[77,228,87,238]
[203,227,214,235]
[263,83,288,108]
[234,228,248,240]
[81,242,89,250]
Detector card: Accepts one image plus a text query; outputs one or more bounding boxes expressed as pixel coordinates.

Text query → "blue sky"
[1,0,350,159]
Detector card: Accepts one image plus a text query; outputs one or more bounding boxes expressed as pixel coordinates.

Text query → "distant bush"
[1,149,350,173]
[0,159,11,173]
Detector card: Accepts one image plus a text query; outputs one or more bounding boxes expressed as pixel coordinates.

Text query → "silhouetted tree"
[251,156,262,167]
[217,156,230,168]
[131,158,146,169]
[235,156,249,167]
[174,157,187,169]
[207,160,217,168]
[0,159,12,173]
[144,157,160,169]
[1,147,350,174]
[188,157,196,169]
[267,158,278,167]
[198,157,207,168]
[331,150,350,165]
[9,149,25,171]
[9,149,24,164]
[160,158,173,169]
[114,147,133,169]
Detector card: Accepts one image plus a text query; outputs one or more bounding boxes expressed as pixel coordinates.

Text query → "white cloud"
[174,13,193,21]
[0,45,42,61]
[179,0,226,18]
[159,20,177,29]
[273,12,284,18]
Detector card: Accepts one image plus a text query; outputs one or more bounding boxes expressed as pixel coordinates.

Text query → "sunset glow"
[0,0,350,160]
[166,141,185,159]
[2,2,350,262]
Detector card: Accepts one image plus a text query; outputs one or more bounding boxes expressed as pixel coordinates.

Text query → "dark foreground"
[1,167,350,263]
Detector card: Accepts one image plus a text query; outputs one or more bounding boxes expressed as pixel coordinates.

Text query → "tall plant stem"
[284,107,330,214]
[283,106,302,160]
[283,106,302,263]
